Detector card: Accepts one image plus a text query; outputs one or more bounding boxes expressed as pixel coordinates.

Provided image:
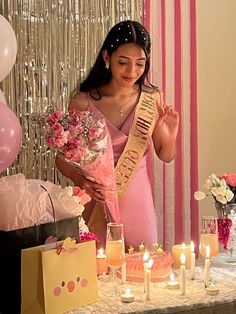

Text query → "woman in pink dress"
[56,20,179,250]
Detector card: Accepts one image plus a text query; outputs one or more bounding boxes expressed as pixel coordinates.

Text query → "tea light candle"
[190,241,195,280]
[167,272,180,289]
[121,288,134,303]
[204,245,211,286]
[143,251,149,293]
[180,253,186,295]
[146,259,153,301]
[96,248,108,275]
[172,243,191,268]
[206,286,219,296]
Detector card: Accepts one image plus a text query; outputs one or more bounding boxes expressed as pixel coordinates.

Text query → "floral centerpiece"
[194,173,236,252]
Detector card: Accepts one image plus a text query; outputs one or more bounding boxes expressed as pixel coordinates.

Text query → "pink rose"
[46,137,54,146]
[54,130,69,147]
[219,173,236,187]
[88,126,99,139]
[46,111,63,126]
[69,123,83,134]
[52,123,64,135]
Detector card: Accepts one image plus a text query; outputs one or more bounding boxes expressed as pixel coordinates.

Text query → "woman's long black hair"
[72,20,153,99]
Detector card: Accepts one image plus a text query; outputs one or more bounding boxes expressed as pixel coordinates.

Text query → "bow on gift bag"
[21,238,98,314]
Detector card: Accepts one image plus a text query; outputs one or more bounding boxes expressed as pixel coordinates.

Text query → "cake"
[118,247,174,283]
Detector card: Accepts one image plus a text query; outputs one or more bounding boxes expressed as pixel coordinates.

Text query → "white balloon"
[0,89,7,105]
[0,15,17,82]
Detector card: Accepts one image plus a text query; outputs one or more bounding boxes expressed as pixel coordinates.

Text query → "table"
[68,261,236,314]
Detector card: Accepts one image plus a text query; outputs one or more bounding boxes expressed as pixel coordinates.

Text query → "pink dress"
[89,102,157,251]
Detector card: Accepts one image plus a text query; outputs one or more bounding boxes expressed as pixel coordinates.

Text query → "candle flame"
[182,242,186,248]
[143,251,149,262]
[180,253,186,265]
[191,241,194,253]
[98,248,104,255]
[125,288,131,295]
[170,273,175,282]
[147,258,153,269]
[206,245,210,258]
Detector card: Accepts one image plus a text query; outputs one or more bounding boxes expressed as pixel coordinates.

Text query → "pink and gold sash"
[115,88,160,198]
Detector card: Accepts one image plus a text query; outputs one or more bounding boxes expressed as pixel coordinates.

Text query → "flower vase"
[215,203,236,262]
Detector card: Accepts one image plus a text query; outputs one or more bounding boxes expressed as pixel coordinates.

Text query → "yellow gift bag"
[21,238,98,314]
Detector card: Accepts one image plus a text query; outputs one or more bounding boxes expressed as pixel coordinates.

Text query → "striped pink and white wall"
[143,0,199,251]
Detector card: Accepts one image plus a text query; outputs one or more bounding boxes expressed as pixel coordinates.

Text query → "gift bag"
[21,239,98,314]
[0,185,80,314]
[0,216,79,314]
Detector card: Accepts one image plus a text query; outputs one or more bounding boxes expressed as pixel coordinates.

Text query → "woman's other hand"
[153,103,179,162]
[156,104,179,140]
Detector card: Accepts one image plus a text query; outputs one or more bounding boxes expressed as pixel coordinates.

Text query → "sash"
[87,88,161,245]
[115,89,160,198]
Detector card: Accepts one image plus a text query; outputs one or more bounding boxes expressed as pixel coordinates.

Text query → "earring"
[105,63,109,69]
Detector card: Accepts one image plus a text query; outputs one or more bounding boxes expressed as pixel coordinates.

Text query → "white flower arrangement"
[194,173,234,205]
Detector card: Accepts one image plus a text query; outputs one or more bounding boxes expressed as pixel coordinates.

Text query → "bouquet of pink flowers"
[45,109,120,224]
[46,109,107,165]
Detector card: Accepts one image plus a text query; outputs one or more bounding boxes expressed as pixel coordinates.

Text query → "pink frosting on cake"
[118,251,174,282]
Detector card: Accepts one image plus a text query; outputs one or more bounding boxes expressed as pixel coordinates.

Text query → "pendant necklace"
[119,88,135,117]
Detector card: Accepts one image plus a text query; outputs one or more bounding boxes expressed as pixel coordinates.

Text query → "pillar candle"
[190,241,196,280]
[172,243,191,268]
[204,245,211,287]
[146,259,153,301]
[96,248,108,275]
[180,253,186,295]
[121,261,126,284]
[143,251,149,293]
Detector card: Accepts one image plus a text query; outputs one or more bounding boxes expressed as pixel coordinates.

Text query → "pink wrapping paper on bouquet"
[46,109,120,224]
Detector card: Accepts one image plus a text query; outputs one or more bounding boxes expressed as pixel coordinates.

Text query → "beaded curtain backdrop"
[0,0,142,185]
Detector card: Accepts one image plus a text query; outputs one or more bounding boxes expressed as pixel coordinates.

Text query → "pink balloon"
[0,15,17,82]
[0,102,22,173]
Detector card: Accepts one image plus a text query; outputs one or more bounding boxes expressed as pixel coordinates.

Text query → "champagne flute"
[200,216,219,259]
[105,223,125,297]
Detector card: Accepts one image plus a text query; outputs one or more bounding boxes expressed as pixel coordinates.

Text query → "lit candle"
[121,261,126,284]
[180,253,186,295]
[190,241,196,280]
[172,243,191,268]
[167,272,180,289]
[121,288,135,303]
[204,245,211,287]
[96,248,108,275]
[143,251,149,293]
[146,259,153,301]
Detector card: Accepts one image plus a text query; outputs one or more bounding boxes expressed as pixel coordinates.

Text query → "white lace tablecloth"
[68,261,236,314]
